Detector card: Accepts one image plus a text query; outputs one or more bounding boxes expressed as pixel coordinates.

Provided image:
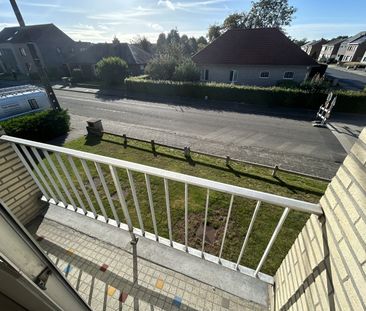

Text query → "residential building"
[301,38,328,59]
[192,28,319,86]
[67,43,152,77]
[342,32,366,62]
[0,24,81,77]
[0,126,365,310]
[361,51,366,64]
[336,31,366,62]
[318,37,347,62]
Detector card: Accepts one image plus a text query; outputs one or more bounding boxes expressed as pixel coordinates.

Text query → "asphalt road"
[54,89,346,179]
[326,67,366,90]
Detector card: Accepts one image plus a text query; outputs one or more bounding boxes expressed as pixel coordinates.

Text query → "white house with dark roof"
[192,28,320,86]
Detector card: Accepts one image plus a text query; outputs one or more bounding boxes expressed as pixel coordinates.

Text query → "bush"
[71,68,84,83]
[144,55,177,80]
[95,57,128,86]
[0,109,70,142]
[276,80,299,89]
[172,58,200,82]
[125,78,366,114]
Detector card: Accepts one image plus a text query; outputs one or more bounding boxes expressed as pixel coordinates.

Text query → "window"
[260,71,270,78]
[363,56,366,62]
[283,72,294,79]
[28,99,39,110]
[229,70,238,82]
[25,63,31,72]
[19,47,27,57]
[200,69,209,81]
[56,47,62,54]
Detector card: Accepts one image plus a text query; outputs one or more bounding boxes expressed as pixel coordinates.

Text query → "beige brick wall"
[273,128,366,310]
[0,128,46,224]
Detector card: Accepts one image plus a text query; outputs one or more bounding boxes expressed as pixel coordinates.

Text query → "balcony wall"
[273,128,366,310]
[0,128,46,224]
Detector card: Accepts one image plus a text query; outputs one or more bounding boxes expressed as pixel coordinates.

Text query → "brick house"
[318,38,347,62]
[301,38,328,59]
[336,31,366,62]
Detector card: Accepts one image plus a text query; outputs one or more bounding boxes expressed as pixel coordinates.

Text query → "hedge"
[125,78,366,114]
[0,109,70,142]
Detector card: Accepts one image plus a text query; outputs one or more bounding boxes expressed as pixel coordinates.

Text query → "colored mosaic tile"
[66,248,75,255]
[119,292,128,303]
[173,296,182,308]
[155,278,164,289]
[99,264,109,272]
[64,264,72,274]
[107,286,116,296]
[221,297,230,309]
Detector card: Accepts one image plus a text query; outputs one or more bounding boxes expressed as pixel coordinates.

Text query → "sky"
[1,0,366,43]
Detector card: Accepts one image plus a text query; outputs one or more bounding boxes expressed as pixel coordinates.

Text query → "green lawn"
[44,134,327,275]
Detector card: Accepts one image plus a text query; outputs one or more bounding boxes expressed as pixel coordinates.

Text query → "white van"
[0,85,51,121]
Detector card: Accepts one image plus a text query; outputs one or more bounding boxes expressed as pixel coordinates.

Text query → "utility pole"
[9,0,61,111]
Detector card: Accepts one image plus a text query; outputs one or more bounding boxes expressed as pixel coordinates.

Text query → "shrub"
[276,80,299,89]
[144,55,177,80]
[0,109,70,142]
[172,58,200,82]
[300,74,331,93]
[124,78,366,114]
[95,57,128,86]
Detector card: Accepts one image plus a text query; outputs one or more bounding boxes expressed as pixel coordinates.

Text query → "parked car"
[0,85,50,121]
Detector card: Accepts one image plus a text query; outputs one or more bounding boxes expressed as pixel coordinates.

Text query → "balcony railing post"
[164,178,173,246]
[184,183,189,252]
[219,194,235,261]
[235,200,262,270]
[145,174,158,241]
[201,189,210,257]
[254,207,290,277]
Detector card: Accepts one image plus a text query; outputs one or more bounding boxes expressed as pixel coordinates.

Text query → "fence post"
[151,140,157,157]
[123,134,127,148]
[226,156,230,166]
[184,146,191,158]
[272,165,279,177]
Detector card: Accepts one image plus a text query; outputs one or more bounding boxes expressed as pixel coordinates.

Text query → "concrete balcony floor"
[27,205,270,311]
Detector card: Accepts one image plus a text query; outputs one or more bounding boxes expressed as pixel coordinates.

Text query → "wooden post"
[123,134,127,148]
[272,165,279,177]
[151,140,157,156]
[226,156,230,166]
[184,146,191,158]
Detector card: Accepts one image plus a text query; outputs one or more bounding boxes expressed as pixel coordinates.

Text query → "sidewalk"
[327,64,366,77]
[326,122,363,154]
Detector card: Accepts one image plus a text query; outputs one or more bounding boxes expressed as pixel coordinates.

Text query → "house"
[336,31,366,62]
[361,51,366,64]
[318,37,347,62]
[192,28,319,86]
[67,43,153,77]
[301,38,328,59]
[342,32,366,62]
[0,24,81,77]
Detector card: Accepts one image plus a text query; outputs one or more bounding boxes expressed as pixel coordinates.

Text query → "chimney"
[9,0,25,27]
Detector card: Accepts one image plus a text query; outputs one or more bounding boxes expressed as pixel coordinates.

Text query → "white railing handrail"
[0,135,322,215]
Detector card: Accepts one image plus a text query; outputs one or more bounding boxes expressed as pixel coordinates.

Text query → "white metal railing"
[1,135,323,284]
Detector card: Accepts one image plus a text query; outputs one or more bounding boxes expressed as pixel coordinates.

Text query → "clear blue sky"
[1,0,366,43]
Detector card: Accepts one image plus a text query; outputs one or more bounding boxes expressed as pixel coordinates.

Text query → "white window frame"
[200,69,209,81]
[229,70,238,83]
[283,71,295,80]
[19,47,27,57]
[259,71,270,79]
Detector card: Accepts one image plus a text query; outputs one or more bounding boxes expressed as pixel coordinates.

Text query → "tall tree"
[292,38,308,46]
[167,29,180,44]
[157,33,167,53]
[197,36,208,45]
[244,0,296,29]
[222,13,244,30]
[112,36,120,44]
[131,36,153,53]
[187,37,198,54]
[207,25,221,42]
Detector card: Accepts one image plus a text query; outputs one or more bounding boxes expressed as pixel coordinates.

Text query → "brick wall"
[273,128,366,310]
[0,128,46,224]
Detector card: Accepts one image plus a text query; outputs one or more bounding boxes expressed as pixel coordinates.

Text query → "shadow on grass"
[83,134,324,197]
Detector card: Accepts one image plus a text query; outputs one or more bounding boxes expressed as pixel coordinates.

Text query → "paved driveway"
[326,67,366,90]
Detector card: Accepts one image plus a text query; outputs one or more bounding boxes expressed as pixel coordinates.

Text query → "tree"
[144,55,177,80]
[112,36,120,44]
[131,36,153,53]
[207,25,221,42]
[157,33,167,53]
[172,58,200,82]
[222,13,244,30]
[167,29,180,44]
[187,37,198,54]
[197,36,208,45]
[292,38,308,46]
[243,0,296,29]
[95,57,128,86]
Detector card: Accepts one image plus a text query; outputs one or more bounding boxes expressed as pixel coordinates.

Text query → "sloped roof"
[349,33,366,45]
[192,28,318,66]
[0,23,74,44]
[323,38,347,46]
[301,38,328,48]
[67,43,152,65]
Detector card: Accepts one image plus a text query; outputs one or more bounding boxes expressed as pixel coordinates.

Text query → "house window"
[260,71,270,78]
[363,56,366,62]
[200,69,209,81]
[283,72,294,79]
[229,70,238,82]
[19,47,27,57]
[25,63,31,72]
[28,99,39,110]
[56,47,62,54]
